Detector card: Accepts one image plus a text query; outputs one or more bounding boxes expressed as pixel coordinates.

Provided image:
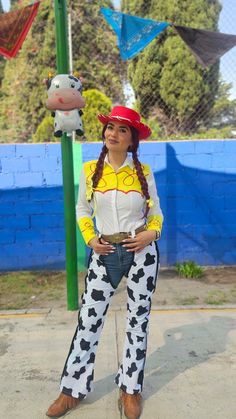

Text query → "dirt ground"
[111,266,236,308]
[0,266,235,310]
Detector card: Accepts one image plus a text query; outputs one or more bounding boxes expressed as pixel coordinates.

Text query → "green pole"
[54,0,78,310]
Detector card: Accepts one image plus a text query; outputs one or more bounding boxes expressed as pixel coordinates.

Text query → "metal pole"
[54,0,78,310]
[68,11,76,142]
[68,12,73,74]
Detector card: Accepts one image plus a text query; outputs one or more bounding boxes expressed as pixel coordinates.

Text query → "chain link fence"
[68,0,236,140]
[1,0,236,142]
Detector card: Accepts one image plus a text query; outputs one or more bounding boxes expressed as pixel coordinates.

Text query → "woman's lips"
[108,139,119,144]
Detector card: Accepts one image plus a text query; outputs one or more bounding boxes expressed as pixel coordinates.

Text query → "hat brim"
[97,114,151,140]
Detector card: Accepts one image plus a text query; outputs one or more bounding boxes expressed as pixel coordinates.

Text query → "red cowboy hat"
[97,106,152,140]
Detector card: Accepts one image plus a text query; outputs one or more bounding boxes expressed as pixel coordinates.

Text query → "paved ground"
[1,306,236,419]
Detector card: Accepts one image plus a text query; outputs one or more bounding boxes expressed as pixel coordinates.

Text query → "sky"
[1,0,236,97]
[218,0,236,97]
[2,0,9,11]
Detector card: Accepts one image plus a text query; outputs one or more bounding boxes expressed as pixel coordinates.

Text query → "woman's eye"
[70,83,75,88]
[55,83,60,88]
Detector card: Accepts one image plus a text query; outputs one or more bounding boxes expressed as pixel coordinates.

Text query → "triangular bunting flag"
[0,2,40,59]
[101,7,169,60]
[174,25,236,67]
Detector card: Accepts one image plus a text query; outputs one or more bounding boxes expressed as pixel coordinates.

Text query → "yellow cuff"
[146,215,163,236]
[78,216,96,245]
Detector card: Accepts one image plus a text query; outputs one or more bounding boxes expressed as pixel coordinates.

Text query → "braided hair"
[129,126,151,218]
[91,124,151,217]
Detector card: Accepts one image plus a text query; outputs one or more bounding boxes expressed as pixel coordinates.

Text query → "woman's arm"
[76,168,97,245]
[146,170,163,238]
[76,168,115,255]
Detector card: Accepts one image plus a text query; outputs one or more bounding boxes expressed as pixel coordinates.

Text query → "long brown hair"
[91,125,151,217]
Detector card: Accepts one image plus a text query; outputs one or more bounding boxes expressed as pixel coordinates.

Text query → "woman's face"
[104,121,133,153]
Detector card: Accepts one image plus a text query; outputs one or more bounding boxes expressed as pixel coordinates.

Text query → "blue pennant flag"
[101,7,170,60]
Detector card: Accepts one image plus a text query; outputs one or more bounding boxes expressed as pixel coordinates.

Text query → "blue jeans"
[100,243,134,288]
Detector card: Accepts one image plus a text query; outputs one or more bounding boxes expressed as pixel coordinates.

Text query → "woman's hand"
[88,236,115,255]
[122,230,157,253]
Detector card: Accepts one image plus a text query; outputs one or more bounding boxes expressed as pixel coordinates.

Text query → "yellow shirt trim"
[78,216,96,245]
[83,160,151,195]
[147,215,163,235]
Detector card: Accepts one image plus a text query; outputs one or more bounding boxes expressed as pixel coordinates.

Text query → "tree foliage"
[0,0,55,142]
[32,115,54,143]
[0,0,6,98]
[0,0,124,143]
[122,0,223,135]
[70,0,125,103]
[208,80,236,128]
[1,0,235,142]
[0,57,5,97]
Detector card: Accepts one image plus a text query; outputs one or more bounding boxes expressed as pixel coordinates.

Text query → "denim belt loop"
[130,229,136,238]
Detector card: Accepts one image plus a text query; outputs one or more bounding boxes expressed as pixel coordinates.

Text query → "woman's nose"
[110,127,118,137]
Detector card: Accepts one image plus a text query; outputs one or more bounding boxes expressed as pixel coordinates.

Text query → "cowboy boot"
[46,392,80,418]
[119,390,143,419]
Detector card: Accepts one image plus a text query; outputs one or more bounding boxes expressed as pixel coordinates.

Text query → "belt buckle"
[113,233,121,242]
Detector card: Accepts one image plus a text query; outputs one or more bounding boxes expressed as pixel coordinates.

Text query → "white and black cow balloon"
[46,73,86,138]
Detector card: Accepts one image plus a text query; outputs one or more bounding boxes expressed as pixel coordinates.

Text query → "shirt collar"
[104,154,133,169]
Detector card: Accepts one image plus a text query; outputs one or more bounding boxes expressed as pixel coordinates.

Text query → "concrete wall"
[0,140,235,270]
[0,144,64,270]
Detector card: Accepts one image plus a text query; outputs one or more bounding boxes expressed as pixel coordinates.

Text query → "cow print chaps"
[60,241,159,398]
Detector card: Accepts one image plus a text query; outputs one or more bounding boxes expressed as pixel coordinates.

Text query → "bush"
[176,261,203,279]
[32,115,55,142]
[82,89,112,141]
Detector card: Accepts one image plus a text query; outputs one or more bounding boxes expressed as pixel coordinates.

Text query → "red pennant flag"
[0,2,40,59]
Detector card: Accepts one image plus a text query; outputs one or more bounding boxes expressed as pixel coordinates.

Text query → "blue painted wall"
[0,144,65,270]
[0,141,236,270]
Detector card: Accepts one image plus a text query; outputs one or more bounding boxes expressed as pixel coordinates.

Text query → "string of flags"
[1,2,236,67]
[101,7,236,68]
[0,2,40,59]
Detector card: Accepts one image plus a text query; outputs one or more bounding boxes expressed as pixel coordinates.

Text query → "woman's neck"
[107,151,128,171]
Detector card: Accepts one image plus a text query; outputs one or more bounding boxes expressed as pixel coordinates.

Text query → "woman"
[46,106,163,419]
